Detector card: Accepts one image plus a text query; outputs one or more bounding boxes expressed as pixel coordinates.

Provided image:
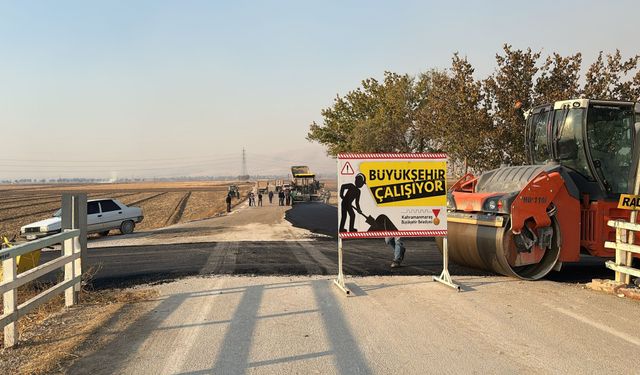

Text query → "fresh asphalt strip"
[38,203,614,288]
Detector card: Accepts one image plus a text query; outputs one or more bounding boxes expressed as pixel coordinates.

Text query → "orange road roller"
[440,99,640,279]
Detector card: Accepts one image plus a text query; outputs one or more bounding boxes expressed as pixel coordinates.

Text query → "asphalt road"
[39,202,614,288]
[40,200,638,375]
[67,275,640,375]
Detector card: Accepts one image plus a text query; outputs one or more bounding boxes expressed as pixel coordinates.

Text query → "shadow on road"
[67,279,372,375]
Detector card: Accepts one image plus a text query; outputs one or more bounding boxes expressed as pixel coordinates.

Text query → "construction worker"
[285,189,291,205]
[385,237,405,268]
[268,190,274,204]
[278,190,285,206]
[258,192,263,206]
[226,193,232,213]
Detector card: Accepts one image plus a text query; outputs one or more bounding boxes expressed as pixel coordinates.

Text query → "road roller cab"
[444,99,640,279]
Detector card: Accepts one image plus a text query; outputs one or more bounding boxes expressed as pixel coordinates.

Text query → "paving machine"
[440,99,640,279]
[290,166,325,203]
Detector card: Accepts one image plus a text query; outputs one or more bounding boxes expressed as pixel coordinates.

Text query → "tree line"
[307,44,640,173]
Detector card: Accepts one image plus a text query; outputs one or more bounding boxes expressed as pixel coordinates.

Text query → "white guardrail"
[1,193,86,348]
[604,220,640,284]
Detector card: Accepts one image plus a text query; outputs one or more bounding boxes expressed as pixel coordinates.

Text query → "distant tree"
[582,50,640,100]
[483,44,541,165]
[535,52,582,104]
[307,72,418,155]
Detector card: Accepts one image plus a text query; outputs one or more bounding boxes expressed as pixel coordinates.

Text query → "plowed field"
[0,181,252,239]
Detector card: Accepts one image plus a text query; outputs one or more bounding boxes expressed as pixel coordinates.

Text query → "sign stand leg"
[333,237,351,295]
[433,237,461,291]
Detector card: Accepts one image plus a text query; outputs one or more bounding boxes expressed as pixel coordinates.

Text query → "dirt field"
[321,178,338,206]
[0,181,253,239]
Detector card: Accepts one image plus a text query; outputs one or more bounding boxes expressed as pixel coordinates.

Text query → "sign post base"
[333,276,351,295]
[433,237,461,291]
[333,238,351,296]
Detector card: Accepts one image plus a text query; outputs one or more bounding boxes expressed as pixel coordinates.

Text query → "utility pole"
[242,148,247,176]
[239,148,250,180]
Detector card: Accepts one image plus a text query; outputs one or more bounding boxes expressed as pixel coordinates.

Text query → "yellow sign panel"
[359,161,447,207]
[618,194,640,210]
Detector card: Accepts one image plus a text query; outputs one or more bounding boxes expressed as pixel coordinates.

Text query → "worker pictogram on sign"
[340,162,355,175]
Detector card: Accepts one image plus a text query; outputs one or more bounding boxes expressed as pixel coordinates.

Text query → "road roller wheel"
[437,216,561,280]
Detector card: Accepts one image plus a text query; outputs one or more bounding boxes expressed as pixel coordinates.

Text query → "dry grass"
[0,285,157,375]
[321,178,337,191]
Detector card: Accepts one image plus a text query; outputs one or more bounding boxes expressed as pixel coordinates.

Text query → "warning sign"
[340,162,354,175]
[337,153,447,238]
[618,194,640,210]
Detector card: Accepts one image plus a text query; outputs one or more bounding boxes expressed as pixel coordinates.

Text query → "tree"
[308,45,640,174]
[416,54,495,171]
[483,44,540,165]
[412,69,450,153]
[535,52,582,104]
[582,50,640,100]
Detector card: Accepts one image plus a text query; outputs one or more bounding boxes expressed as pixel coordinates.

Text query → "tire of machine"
[437,216,561,280]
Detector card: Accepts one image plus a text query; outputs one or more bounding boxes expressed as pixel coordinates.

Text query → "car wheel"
[99,231,110,237]
[120,220,135,235]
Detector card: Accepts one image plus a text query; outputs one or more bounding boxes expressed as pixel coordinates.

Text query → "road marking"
[555,307,640,347]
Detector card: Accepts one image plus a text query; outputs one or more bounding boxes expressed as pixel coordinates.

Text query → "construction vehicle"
[228,185,240,199]
[290,166,325,203]
[440,99,640,280]
[257,180,269,194]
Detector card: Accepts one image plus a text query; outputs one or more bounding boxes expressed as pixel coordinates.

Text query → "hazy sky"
[1,0,638,179]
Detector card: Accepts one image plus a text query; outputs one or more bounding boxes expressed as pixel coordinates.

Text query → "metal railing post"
[72,194,86,296]
[2,254,17,347]
[61,194,77,307]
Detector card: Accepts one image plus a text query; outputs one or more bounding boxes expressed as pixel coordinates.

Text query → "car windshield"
[586,105,635,194]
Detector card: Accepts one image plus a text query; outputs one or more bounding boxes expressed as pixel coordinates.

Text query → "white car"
[20,198,144,240]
